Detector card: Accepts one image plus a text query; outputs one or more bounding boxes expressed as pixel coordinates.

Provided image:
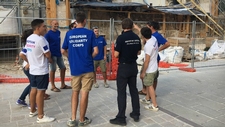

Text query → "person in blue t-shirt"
[92,27,109,88]
[62,12,98,127]
[45,20,71,92]
[134,21,170,96]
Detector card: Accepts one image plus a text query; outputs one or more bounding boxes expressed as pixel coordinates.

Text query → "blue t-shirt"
[62,28,97,76]
[152,31,168,62]
[93,36,107,60]
[44,30,62,57]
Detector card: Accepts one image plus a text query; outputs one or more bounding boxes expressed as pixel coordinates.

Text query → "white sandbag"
[0,6,18,34]
[166,46,184,63]
[159,52,168,62]
[208,39,225,57]
[137,50,144,65]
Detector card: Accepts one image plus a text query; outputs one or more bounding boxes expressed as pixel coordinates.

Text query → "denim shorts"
[49,56,66,71]
[30,74,49,90]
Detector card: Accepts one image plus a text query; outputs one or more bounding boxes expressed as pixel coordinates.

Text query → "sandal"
[60,85,72,89]
[51,87,61,92]
[44,94,50,100]
[138,90,146,95]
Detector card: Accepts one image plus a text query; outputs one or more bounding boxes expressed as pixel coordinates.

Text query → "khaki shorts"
[143,70,158,87]
[141,66,159,81]
[94,60,106,72]
[71,72,94,92]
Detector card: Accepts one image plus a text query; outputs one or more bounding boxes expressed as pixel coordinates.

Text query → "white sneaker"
[145,104,159,111]
[140,97,151,104]
[104,82,109,88]
[93,82,99,88]
[29,111,37,117]
[37,115,55,123]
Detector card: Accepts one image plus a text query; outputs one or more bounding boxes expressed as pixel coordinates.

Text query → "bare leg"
[153,79,157,90]
[30,88,37,113]
[141,79,147,94]
[79,90,89,122]
[93,72,97,84]
[148,86,157,107]
[36,90,45,118]
[50,71,56,89]
[71,91,79,120]
[60,68,66,87]
[102,72,107,83]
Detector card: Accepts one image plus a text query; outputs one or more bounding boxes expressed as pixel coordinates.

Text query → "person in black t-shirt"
[109,18,142,125]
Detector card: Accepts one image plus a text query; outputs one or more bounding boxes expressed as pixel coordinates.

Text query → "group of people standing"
[18,11,170,126]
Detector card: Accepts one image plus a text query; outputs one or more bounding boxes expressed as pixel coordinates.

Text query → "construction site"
[0,0,225,77]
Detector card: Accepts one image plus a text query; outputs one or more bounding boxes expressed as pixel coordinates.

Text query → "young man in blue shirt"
[92,27,109,88]
[45,20,71,92]
[62,12,98,127]
[134,21,170,96]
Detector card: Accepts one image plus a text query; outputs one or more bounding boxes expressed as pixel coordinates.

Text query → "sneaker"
[104,82,109,88]
[16,99,28,106]
[109,118,126,126]
[28,104,37,110]
[93,82,99,88]
[37,115,55,123]
[78,117,91,126]
[29,111,37,117]
[130,113,139,122]
[145,104,159,111]
[67,119,76,127]
[140,97,151,104]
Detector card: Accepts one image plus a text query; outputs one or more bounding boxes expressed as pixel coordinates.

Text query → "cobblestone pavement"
[0,66,225,127]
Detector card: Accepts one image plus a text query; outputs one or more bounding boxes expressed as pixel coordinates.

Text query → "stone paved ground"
[0,65,225,127]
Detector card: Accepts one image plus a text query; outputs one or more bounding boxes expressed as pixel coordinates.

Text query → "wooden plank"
[45,0,51,25]
[128,12,131,18]
[87,10,91,29]
[66,0,70,26]
[186,15,190,34]
[162,14,165,35]
[50,0,57,19]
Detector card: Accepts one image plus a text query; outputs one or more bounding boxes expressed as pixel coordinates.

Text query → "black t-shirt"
[115,30,141,63]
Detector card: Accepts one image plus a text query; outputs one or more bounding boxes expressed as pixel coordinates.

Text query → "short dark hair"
[141,27,152,39]
[76,11,86,23]
[31,19,44,31]
[122,18,133,29]
[21,29,33,43]
[147,21,160,30]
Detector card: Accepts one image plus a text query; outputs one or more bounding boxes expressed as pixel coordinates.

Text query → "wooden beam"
[66,0,70,26]
[205,16,209,33]
[85,9,164,15]
[50,0,57,19]
[87,10,91,29]
[128,12,131,18]
[186,15,190,34]
[45,0,50,25]
[162,14,166,35]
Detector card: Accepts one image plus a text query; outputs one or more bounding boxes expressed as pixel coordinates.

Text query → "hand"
[133,23,139,30]
[140,72,146,80]
[48,58,53,63]
[104,56,107,61]
[24,63,29,70]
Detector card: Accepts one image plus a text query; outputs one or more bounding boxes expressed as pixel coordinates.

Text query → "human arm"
[44,51,53,63]
[140,54,150,79]
[61,49,68,58]
[159,41,170,52]
[133,23,141,32]
[92,46,98,58]
[104,46,107,60]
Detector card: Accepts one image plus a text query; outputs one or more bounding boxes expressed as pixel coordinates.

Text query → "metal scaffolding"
[0,0,46,62]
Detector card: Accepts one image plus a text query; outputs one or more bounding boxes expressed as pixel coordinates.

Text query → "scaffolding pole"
[177,0,222,37]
